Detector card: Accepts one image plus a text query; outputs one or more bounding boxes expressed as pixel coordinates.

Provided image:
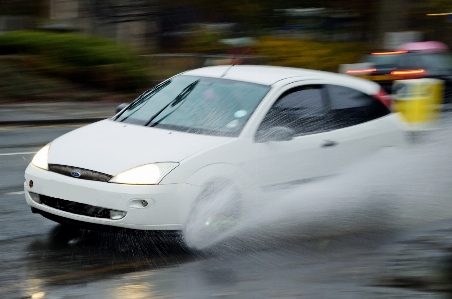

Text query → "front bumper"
[24,164,200,231]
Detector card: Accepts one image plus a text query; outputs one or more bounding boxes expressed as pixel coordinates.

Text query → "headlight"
[109,163,179,185]
[31,145,50,170]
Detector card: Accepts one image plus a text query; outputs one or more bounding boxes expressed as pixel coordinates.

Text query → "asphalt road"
[1,124,452,299]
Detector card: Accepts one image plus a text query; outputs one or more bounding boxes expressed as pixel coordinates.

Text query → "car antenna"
[220,44,252,77]
[220,62,235,78]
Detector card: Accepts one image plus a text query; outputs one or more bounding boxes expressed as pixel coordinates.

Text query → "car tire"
[183,180,242,249]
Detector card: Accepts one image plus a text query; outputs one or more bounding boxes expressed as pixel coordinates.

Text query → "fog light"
[29,192,41,204]
[109,209,127,220]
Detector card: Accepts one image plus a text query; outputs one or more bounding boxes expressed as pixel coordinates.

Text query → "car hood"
[48,120,234,175]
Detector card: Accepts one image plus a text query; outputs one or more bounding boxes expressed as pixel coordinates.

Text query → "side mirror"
[116,103,128,114]
[255,126,296,143]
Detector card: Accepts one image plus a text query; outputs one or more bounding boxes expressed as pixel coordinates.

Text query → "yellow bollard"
[392,78,443,130]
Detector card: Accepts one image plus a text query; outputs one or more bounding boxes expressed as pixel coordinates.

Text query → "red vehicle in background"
[346,41,452,103]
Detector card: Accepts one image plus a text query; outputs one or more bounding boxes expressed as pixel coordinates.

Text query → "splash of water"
[184,116,452,250]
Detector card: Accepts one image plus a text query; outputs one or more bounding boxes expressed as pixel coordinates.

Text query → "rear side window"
[258,85,328,135]
[397,54,424,69]
[326,85,390,129]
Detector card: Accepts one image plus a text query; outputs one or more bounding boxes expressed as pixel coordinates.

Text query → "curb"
[0,117,106,127]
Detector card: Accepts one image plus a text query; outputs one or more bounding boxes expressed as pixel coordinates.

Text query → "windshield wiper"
[117,80,171,122]
[145,80,199,126]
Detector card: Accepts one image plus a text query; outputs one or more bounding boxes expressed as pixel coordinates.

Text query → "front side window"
[258,85,328,136]
[115,76,270,137]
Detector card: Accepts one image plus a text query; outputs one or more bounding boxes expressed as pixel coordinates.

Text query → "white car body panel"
[25,164,201,230]
[239,78,404,187]
[48,119,235,177]
[25,65,407,232]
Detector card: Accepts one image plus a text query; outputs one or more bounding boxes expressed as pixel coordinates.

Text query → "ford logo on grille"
[71,171,81,178]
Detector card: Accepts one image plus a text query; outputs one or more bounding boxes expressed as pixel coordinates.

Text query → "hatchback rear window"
[361,54,399,67]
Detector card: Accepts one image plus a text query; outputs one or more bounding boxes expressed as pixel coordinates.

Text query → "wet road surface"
[1,124,452,299]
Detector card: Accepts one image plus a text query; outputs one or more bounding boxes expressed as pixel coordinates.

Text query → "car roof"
[396,41,449,53]
[183,65,378,90]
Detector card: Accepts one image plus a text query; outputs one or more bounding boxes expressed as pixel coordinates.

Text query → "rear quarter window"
[326,85,390,129]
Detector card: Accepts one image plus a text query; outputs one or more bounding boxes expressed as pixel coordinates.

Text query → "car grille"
[48,164,113,182]
[40,195,111,219]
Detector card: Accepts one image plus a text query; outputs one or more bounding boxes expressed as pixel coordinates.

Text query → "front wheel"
[183,181,242,249]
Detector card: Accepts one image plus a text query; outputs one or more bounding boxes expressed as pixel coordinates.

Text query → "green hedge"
[0,31,149,91]
[179,33,368,73]
[255,37,368,73]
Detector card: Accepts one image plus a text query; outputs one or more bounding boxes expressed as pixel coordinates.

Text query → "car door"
[242,84,342,189]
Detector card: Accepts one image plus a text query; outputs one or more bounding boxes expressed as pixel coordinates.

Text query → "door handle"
[322,140,337,147]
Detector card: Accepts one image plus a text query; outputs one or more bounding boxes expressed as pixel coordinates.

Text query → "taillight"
[346,68,376,75]
[390,69,426,79]
[374,88,392,108]
[371,50,408,55]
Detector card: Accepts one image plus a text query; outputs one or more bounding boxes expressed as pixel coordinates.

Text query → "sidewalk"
[0,102,125,126]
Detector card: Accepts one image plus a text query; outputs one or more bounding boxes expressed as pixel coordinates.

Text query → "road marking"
[0,151,36,156]
[5,191,25,195]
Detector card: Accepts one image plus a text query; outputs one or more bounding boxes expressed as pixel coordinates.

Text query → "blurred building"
[42,0,158,51]
[273,8,364,41]
[0,0,35,33]
[0,16,33,33]
[3,0,449,52]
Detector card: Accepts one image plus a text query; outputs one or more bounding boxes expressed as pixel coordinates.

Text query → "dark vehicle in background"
[346,42,452,103]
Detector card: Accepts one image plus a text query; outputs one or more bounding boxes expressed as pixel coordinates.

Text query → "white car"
[24,65,405,240]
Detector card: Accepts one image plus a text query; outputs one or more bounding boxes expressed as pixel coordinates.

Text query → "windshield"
[114,75,270,137]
